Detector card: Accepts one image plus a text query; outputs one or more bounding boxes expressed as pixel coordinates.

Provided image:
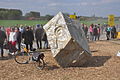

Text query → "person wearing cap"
[0,27,7,58]
[35,24,44,49]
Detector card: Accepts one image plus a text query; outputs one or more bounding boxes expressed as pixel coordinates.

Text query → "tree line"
[2,8,119,21]
[0,8,54,20]
[0,8,22,20]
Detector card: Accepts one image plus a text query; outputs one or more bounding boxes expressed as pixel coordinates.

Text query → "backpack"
[32,52,44,62]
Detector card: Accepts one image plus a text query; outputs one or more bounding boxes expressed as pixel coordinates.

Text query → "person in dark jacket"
[111,26,116,39]
[42,32,48,49]
[0,27,7,58]
[22,27,34,51]
[83,25,88,38]
[16,27,22,51]
[105,26,111,40]
[93,25,98,41]
[35,24,44,49]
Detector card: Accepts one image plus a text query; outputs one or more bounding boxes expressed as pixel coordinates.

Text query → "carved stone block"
[43,12,91,67]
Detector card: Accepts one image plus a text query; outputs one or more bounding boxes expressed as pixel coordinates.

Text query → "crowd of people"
[0,23,119,58]
[82,23,102,41]
[105,26,116,40]
[0,24,48,58]
[82,23,117,41]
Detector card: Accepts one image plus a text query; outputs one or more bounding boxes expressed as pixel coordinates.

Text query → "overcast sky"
[0,0,120,17]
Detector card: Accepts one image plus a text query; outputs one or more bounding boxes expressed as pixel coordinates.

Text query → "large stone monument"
[43,12,91,67]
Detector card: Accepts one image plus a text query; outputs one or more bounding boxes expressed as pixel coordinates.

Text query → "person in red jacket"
[6,27,11,40]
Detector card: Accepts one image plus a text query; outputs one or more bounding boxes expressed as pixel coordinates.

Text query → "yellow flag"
[108,15,115,27]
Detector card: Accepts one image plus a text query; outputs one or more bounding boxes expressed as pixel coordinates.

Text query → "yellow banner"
[108,15,115,27]
[117,32,120,39]
[69,15,76,19]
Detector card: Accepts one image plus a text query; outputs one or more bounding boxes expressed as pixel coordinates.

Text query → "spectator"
[89,24,94,41]
[1,26,5,32]
[100,24,104,34]
[82,23,85,31]
[16,27,22,52]
[35,24,44,49]
[84,25,88,38]
[9,27,17,54]
[93,25,98,41]
[19,26,24,34]
[97,26,101,40]
[111,26,116,39]
[22,27,34,51]
[6,27,11,41]
[82,24,88,38]
[42,32,49,49]
[0,27,7,58]
[105,26,111,40]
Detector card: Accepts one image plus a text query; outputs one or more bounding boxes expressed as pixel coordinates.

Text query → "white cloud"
[91,2,98,6]
[48,2,77,7]
[0,0,120,16]
[81,2,88,6]
[48,3,59,6]
[101,0,120,3]
[79,0,120,6]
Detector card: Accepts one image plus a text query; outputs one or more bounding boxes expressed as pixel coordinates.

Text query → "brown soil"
[0,41,120,80]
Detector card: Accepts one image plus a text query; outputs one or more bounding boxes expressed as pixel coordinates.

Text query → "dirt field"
[0,41,120,80]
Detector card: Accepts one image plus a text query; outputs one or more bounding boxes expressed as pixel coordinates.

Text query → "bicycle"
[14,43,45,70]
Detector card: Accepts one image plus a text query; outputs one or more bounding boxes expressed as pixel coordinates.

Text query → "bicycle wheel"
[14,52,30,64]
[37,59,45,70]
